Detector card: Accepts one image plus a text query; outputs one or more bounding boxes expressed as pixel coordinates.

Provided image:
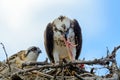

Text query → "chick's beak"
[38,50,42,54]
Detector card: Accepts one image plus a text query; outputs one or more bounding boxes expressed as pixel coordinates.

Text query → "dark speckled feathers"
[44,16,82,63]
[73,19,82,59]
[44,23,54,63]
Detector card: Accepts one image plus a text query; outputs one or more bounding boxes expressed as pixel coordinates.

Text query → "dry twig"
[0,43,11,72]
[1,45,120,80]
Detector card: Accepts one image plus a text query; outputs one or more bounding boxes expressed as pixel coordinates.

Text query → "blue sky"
[0,0,120,75]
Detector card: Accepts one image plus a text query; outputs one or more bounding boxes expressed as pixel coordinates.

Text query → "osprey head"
[25,46,41,61]
[53,16,75,41]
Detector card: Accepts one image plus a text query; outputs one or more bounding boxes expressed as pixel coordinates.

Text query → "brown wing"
[73,19,82,60]
[44,23,54,63]
[8,50,26,63]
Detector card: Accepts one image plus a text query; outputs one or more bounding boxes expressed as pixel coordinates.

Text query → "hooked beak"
[38,50,42,54]
[64,31,69,40]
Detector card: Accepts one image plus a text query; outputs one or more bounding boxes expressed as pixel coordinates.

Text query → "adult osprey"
[44,16,82,63]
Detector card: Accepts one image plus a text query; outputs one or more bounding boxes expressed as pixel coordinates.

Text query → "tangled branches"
[0,45,120,80]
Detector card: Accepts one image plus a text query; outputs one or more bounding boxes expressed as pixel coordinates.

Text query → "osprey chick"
[7,46,41,68]
[44,16,82,63]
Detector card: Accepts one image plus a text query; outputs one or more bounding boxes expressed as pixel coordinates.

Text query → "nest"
[0,45,120,80]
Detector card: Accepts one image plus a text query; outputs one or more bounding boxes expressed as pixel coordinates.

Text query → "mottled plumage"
[44,16,82,63]
[7,46,41,68]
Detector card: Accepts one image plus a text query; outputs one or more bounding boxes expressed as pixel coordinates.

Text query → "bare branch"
[22,58,49,68]
[0,43,11,72]
[1,45,120,80]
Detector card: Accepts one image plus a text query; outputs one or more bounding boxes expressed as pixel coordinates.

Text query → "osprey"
[7,46,41,68]
[0,46,41,78]
[44,16,82,63]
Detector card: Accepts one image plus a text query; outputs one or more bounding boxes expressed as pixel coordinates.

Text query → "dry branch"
[0,45,120,80]
[0,43,11,72]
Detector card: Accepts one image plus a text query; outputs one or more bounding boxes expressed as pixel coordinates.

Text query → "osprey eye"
[31,47,37,51]
[54,27,58,31]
